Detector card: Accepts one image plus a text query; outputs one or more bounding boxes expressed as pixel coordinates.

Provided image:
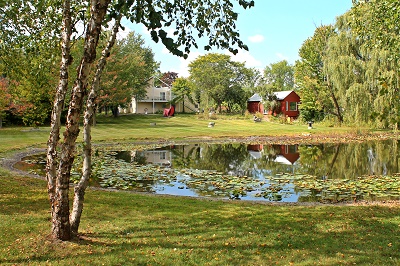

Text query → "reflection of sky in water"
[15,140,400,202]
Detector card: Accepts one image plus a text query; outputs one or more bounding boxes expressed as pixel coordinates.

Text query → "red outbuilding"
[247,91,300,118]
[273,91,300,118]
[247,93,264,114]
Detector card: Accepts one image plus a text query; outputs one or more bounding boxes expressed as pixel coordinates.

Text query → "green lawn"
[0,113,364,153]
[0,113,399,265]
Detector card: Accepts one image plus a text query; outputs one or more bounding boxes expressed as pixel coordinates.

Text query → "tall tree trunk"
[46,0,72,240]
[70,15,121,235]
[52,0,111,241]
[326,74,343,124]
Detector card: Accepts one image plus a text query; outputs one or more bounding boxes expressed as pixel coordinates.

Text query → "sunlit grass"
[0,113,398,265]
[0,113,366,153]
[0,170,399,265]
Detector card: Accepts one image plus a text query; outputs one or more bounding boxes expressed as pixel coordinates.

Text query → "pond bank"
[2,131,400,207]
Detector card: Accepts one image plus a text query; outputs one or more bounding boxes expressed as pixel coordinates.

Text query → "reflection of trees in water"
[297,140,399,179]
[176,143,249,176]
[168,140,399,180]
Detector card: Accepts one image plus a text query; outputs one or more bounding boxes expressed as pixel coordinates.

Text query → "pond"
[15,139,400,203]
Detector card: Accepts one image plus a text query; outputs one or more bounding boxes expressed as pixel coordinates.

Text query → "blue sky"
[121,1,353,77]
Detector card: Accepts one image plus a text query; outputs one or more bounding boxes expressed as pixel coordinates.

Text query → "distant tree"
[0,1,64,126]
[189,53,250,112]
[99,31,158,117]
[171,77,195,113]
[161,71,179,87]
[263,60,294,91]
[0,78,11,128]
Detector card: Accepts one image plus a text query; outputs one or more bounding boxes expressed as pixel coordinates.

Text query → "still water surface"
[16,139,400,202]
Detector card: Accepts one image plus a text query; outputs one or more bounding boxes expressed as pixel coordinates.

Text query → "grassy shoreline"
[1,114,399,265]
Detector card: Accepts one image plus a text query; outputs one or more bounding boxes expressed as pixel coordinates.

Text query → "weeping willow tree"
[320,4,399,129]
[294,25,340,123]
[323,14,373,126]
[349,0,400,129]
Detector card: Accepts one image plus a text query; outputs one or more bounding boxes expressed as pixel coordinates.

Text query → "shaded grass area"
[1,169,399,265]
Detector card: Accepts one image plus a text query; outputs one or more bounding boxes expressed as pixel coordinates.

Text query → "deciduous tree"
[45,0,254,241]
[189,53,250,112]
[99,31,158,117]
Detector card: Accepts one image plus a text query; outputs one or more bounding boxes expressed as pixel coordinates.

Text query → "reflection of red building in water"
[274,145,299,165]
[247,144,299,165]
[247,144,264,159]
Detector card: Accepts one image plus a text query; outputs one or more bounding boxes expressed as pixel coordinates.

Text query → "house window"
[289,102,297,111]
[159,152,166,160]
[160,92,166,100]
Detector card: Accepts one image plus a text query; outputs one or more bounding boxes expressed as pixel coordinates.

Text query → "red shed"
[247,93,264,114]
[273,91,300,118]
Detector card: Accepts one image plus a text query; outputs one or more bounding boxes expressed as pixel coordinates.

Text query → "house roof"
[273,91,293,100]
[248,93,262,102]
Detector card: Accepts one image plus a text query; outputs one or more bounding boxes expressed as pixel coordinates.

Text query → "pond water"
[15,139,400,203]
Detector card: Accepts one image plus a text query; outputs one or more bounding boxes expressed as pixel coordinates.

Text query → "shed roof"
[273,91,293,100]
[248,93,262,102]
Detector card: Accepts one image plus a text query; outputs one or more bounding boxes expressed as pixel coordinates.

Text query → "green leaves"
[124,0,252,58]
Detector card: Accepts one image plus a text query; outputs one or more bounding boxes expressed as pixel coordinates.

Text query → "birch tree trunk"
[70,14,121,235]
[52,0,111,241]
[46,0,72,240]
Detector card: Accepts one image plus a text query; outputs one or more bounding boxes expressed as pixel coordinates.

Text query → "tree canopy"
[188,53,251,113]
[99,31,158,116]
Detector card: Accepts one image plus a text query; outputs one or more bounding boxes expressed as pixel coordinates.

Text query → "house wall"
[136,102,169,114]
[278,91,300,118]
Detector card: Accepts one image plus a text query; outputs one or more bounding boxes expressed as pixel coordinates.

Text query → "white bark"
[70,15,121,234]
[46,0,72,240]
[52,0,111,241]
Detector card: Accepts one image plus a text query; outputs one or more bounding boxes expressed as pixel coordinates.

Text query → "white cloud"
[276,53,289,61]
[248,34,265,43]
[177,51,203,77]
[226,49,263,69]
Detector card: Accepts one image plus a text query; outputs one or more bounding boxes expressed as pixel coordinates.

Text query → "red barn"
[274,91,300,118]
[247,91,300,118]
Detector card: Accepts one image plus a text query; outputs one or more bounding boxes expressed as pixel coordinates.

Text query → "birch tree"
[46,0,254,241]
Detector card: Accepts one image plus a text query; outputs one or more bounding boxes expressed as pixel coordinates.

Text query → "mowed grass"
[90,113,355,141]
[0,113,399,265]
[0,169,399,265]
[0,113,358,152]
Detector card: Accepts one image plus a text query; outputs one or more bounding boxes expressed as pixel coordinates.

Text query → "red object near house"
[274,91,300,118]
[163,105,175,117]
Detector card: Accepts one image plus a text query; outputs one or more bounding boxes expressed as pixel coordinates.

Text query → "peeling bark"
[52,0,111,241]
[71,14,121,235]
[46,0,72,240]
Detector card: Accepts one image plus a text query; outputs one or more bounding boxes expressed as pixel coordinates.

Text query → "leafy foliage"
[189,53,251,112]
[121,0,254,58]
[98,31,158,116]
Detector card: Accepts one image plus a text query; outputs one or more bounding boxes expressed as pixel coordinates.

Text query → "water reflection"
[124,141,399,180]
[16,139,400,202]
